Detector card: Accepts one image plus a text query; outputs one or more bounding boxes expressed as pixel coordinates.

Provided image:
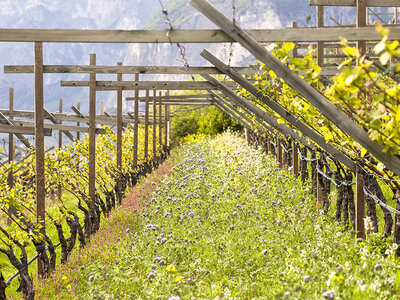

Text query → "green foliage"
[170,105,241,147]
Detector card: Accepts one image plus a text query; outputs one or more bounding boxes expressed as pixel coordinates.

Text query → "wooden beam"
[34,41,45,277]
[4,65,258,75]
[0,124,51,135]
[357,0,367,57]
[317,6,324,67]
[43,108,76,141]
[58,99,63,201]
[204,75,315,149]
[133,73,139,170]
[201,49,356,172]
[144,89,149,160]
[153,90,157,160]
[1,27,400,43]
[0,113,32,148]
[76,102,81,141]
[12,121,106,134]
[0,27,399,43]
[158,92,162,149]
[134,94,212,100]
[89,53,96,207]
[192,0,400,176]
[356,165,366,239]
[309,0,398,7]
[116,62,123,204]
[61,80,237,91]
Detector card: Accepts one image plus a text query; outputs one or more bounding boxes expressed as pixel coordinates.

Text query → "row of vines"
[0,125,167,299]
[236,25,400,250]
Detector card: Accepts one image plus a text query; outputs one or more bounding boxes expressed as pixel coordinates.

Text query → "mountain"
[0,0,364,115]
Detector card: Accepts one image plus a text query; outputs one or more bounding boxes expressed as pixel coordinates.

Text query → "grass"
[35,132,400,299]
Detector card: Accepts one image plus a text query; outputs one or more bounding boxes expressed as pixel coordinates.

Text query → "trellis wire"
[316,164,355,187]
[363,186,400,216]
[159,0,195,80]
[297,147,317,162]
[280,143,292,154]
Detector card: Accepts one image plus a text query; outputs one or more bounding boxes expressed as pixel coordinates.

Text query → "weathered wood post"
[317,161,324,205]
[164,91,169,150]
[166,104,171,148]
[100,101,104,115]
[292,142,299,178]
[133,73,139,170]
[267,134,272,154]
[158,92,162,155]
[317,5,324,67]
[357,0,366,58]
[34,41,46,277]
[116,62,123,204]
[277,137,282,167]
[76,102,81,141]
[356,165,366,239]
[153,90,157,161]
[144,89,149,161]
[58,98,63,201]
[7,88,14,226]
[88,53,96,210]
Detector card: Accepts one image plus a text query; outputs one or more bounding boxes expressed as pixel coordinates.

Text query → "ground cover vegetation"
[36,132,400,299]
[0,125,165,299]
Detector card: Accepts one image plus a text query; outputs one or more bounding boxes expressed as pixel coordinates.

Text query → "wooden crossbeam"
[138,100,213,105]
[309,0,398,7]
[201,49,356,172]
[44,108,76,141]
[0,124,52,135]
[0,113,32,148]
[12,121,106,134]
[204,75,315,149]
[0,110,156,125]
[191,0,400,176]
[0,27,399,43]
[131,94,212,101]
[4,65,258,75]
[61,80,237,90]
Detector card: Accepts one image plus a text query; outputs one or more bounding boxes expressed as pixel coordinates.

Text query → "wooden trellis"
[1,0,400,283]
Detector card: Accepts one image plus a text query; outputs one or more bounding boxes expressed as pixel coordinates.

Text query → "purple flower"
[322,290,334,299]
[160,238,167,244]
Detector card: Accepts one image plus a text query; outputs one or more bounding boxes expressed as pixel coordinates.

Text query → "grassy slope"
[36,132,400,299]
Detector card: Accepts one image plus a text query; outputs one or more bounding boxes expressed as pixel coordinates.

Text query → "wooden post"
[395,7,398,25]
[357,0,367,58]
[158,92,162,152]
[317,171,323,205]
[116,62,123,203]
[58,98,63,201]
[277,137,282,167]
[292,22,298,58]
[89,53,96,207]
[144,89,149,160]
[133,73,139,170]
[356,165,366,239]
[267,135,272,154]
[34,41,45,277]
[7,88,14,226]
[100,101,104,115]
[317,6,324,67]
[292,142,299,177]
[76,102,81,141]
[164,92,169,149]
[166,105,170,148]
[153,90,157,160]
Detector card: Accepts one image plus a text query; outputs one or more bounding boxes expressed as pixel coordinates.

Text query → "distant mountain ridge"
[0,0,357,114]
